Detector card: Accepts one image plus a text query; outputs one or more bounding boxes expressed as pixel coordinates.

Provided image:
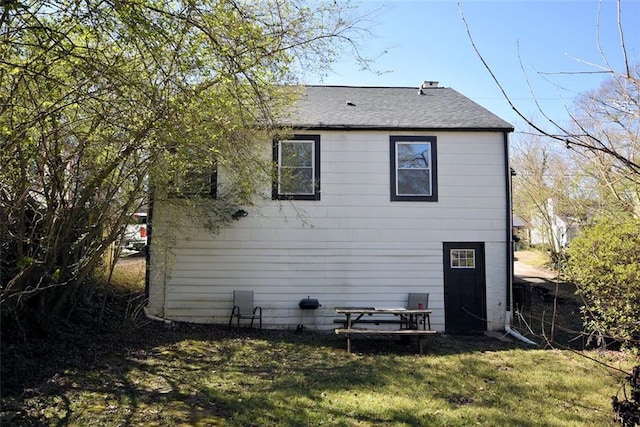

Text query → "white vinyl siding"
[149,130,508,332]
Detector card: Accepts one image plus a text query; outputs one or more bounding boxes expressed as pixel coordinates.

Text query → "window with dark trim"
[390,136,438,202]
[184,170,217,198]
[273,135,320,200]
[171,165,217,198]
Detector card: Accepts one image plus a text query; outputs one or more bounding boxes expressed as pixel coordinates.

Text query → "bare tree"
[460,0,639,184]
[511,135,589,260]
[570,76,640,215]
[460,3,640,420]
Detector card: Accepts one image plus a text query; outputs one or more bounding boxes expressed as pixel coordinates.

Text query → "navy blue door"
[443,242,486,332]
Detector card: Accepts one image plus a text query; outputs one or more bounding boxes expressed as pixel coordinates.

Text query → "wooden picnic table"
[334,307,436,354]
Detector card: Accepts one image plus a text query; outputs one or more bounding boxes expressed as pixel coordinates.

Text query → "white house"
[529,198,580,252]
[146,82,515,333]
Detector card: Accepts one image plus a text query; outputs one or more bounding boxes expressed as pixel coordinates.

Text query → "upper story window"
[390,135,438,202]
[170,164,217,198]
[273,135,320,200]
[183,170,217,198]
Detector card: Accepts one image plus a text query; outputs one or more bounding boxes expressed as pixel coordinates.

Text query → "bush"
[565,216,640,349]
[612,365,640,427]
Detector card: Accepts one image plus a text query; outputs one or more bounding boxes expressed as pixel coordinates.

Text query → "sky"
[304,0,640,133]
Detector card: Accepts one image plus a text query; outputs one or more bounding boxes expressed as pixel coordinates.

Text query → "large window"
[390,136,438,202]
[273,135,321,200]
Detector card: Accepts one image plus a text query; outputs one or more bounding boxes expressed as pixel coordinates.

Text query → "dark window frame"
[273,134,321,201]
[188,170,217,199]
[169,167,217,199]
[390,135,438,202]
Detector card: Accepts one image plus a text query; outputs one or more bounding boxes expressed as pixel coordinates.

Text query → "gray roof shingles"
[282,85,514,131]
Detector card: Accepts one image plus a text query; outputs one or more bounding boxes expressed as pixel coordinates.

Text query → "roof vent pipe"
[418,81,439,94]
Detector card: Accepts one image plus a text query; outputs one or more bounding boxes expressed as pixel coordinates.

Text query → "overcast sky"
[304,0,640,133]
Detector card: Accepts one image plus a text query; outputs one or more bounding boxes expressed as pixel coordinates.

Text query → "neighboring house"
[146,82,515,333]
[512,213,531,249]
[512,214,530,230]
[529,199,580,252]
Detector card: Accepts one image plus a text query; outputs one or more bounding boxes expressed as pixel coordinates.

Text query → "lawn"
[514,249,553,268]
[2,322,636,426]
[2,253,637,426]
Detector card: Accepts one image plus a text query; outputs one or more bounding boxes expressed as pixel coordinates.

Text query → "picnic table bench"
[334,307,436,354]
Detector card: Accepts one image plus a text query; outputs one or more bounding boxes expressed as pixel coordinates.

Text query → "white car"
[122,212,147,251]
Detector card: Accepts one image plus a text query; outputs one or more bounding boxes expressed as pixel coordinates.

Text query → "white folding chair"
[228,290,263,329]
[406,293,431,330]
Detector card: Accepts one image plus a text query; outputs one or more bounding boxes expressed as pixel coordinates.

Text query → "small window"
[182,170,217,198]
[170,164,217,198]
[273,135,320,200]
[451,249,476,268]
[390,136,438,202]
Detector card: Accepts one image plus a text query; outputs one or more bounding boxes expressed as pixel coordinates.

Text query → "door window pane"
[451,249,476,268]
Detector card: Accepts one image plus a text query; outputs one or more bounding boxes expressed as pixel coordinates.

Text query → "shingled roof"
[282,85,513,131]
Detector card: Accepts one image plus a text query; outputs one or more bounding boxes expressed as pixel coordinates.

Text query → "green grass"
[103,255,146,293]
[4,255,636,426]
[4,326,636,426]
[515,249,553,268]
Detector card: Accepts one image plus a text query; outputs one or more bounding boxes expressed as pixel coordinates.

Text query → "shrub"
[612,365,640,427]
[565,216,640,349]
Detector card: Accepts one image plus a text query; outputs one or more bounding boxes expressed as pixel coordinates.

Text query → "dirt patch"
[513,277,585,349]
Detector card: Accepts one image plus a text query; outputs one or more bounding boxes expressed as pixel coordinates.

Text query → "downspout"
[503,130,536,345]
[143,307,174,325]
[144,186,153,299]
[505,317,536,345]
